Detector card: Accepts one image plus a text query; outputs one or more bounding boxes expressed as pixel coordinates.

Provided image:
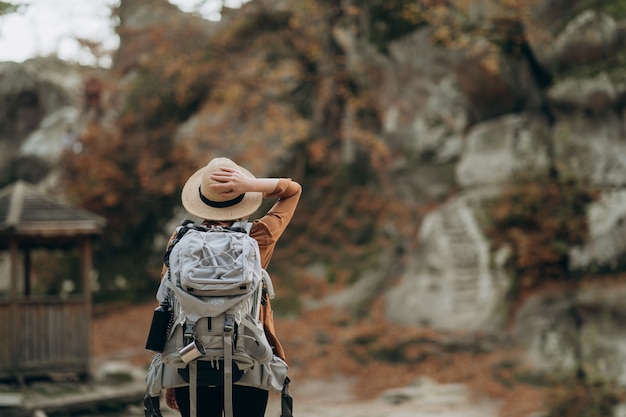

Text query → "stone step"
[455,283,479,293]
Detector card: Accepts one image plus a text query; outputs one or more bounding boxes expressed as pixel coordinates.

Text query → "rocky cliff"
[356,0,626,386]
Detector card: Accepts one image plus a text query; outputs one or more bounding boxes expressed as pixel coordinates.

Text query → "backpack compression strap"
[189,361,198,417]
[163,220,251,267]
[224,314,235,417]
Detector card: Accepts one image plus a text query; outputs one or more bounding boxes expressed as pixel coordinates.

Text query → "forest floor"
[91,300,550,417]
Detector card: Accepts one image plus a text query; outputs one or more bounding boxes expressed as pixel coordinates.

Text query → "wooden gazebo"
[0,181,105,381]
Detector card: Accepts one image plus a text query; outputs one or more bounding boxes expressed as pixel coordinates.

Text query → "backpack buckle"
[224,314,235,333]
[183,322,194,345]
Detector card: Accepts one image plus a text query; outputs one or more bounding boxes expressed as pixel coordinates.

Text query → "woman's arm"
[209,167,279,196]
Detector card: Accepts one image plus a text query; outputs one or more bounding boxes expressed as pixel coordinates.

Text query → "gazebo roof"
[0,181,105,244]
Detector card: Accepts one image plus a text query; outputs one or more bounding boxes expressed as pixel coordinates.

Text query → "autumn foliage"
[485,178,598,293]
[59,0,410,300]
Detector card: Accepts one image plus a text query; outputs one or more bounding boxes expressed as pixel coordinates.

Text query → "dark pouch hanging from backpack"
[145,301,172,352]
[281,377,293,417]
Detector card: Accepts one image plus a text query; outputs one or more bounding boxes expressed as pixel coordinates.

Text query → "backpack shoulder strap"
[223,314,236,417]
[262,270,275,300]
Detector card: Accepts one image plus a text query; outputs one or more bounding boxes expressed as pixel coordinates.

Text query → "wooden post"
[23,249,30,297]
[82,237,93,316]
[81,236,93,380]
[9,238,19,379]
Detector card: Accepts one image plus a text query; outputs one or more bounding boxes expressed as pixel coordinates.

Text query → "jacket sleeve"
[251,178,302,268]
[251,178,302,362]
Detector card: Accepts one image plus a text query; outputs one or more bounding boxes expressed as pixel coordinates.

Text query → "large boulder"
[512,281,626,386]
[524,4,626,76]
[455,113,551,188]
[359,29,469,163]
[543,10,623,74]
[552,112,626,187]
[547,71,626,114]
[384,193,509,331]
[570,190,626,270]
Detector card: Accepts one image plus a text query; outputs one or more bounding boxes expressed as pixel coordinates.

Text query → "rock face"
[513,281,626,386]
[455,113,551,188]
[367,0,626,385]
[376,0,626,332]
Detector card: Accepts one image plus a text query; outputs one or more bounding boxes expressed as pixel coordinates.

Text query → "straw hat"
[181,157,262,221]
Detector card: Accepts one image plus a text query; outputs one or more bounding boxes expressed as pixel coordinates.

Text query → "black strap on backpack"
[143,394,163,417]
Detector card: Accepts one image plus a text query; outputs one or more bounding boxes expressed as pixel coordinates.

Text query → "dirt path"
[154,385,500,417]
[266,376,499,417]
[150,375,500,417]
[91,302,535,417]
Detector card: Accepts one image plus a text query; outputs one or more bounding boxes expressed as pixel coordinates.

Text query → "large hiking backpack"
[154,220,289,417]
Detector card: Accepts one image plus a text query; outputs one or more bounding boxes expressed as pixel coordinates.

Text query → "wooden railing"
[0,296,90,380]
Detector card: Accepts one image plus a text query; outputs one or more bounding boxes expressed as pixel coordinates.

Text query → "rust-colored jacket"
[161,178,301,361]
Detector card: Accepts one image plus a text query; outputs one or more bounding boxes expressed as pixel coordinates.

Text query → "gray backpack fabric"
[157,221,278,417]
